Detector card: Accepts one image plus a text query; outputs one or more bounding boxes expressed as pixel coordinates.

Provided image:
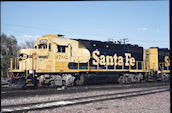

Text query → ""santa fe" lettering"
[92,50,135,66]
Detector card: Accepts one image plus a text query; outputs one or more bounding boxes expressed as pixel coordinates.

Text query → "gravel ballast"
[1,86,168,106]
[1,85,170,113]
[28,91,170,113]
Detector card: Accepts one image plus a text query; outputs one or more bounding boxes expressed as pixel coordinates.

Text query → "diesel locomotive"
[8,34,170,88]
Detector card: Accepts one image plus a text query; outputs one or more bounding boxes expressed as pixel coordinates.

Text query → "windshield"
[19,53,28,60]
[38,44,47,49]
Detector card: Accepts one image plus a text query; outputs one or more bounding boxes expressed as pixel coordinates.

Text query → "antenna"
[117,40,121,44]
[120,38,129,44]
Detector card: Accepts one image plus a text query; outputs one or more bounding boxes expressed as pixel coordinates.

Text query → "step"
[148,80,153,82]
[157,78,162,80]
[26,79,32,82]
[26,84,34,87]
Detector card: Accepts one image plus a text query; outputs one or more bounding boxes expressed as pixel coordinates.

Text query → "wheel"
[37,80,42,87]
[74,74,86,85]
[118,76,124,84]
[126,77,132,84]
[62,80,66,86]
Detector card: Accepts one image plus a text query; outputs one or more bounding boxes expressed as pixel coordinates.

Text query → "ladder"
[24,53,37,88]
[148,69,154,81]
[25,70,35,87]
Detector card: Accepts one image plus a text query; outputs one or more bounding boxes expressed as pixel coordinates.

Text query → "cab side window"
[57,45,66,53]
[49,43,51,51]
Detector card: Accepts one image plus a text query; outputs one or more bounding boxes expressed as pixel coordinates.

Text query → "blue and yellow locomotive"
[8,34,170,88]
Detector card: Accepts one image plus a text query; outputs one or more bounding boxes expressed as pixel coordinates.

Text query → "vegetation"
[1,33,34,79]
[21,40,35,49]
[1,33,19,79]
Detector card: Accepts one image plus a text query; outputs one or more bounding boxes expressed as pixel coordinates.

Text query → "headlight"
[29,70,33,74]
[158,70,161,74]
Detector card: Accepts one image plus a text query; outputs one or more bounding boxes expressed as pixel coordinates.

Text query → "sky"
[1,1,169,49]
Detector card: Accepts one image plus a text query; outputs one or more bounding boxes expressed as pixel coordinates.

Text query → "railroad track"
[1,82,169,99]
[1,86,169,113]
[1,81,169,99]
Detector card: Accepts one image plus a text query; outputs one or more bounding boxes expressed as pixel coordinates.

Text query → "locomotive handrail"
[87,60,90,71]
[73,56,146,72]
[161,62,164,71]
[10,57,27,71]
[136,61,138,70]
[10,58,13,70]
[159,62,170,71]
[10,55,148,73]
[77,56,80,71]
[25,60,28,71]
[159,63,163,71]
[114,62,116,70]
[122,62,124,70]
[158,62,170,74]
[15,57,17,69]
